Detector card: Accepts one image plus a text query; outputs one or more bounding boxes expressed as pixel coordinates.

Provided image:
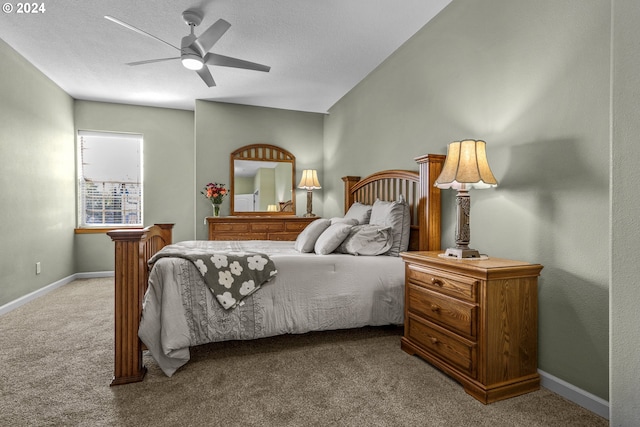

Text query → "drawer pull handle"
[430,337,439,345]
[431,277,444,286]
[430,304,440,312]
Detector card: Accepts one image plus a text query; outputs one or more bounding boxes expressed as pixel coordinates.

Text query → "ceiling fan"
[105,9,271,87]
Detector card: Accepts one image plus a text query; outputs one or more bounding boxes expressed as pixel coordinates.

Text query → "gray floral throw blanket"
[148,244,278,310]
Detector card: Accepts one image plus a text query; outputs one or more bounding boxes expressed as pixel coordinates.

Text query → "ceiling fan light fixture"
[107,10,270,87]
[182,53,203,70]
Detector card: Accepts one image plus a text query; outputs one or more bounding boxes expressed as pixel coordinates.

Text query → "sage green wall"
[256,168,275,211]
[235,176,253,194]
[194,100,324,240]
[275,163,290,204]
[73,101,195,272]
[611,0,640,424]
[0,39,75,306]
[324,0,610,400]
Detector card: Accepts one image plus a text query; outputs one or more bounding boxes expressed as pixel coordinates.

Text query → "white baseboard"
[74,271,115,279]
[539,369,609,420]
[0,271,114,316]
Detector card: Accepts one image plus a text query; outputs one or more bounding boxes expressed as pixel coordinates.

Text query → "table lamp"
[298,169,321,217]
[435,140,498,258]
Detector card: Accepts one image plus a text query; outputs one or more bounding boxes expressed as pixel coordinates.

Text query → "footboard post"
[106,223,173,386]
[107,228,148,386]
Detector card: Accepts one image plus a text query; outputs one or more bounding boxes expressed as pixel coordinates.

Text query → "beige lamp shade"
[435,140,498,190]
[298,170,321,190]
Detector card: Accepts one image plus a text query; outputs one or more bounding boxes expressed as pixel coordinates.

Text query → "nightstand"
[400,251,543,404]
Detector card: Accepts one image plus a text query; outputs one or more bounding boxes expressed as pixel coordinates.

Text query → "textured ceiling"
[0,0,450,113]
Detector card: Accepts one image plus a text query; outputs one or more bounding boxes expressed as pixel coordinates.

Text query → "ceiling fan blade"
[126,57,180,66]
[192,19,231,55]
[196,66,216,87]
[204,53,271,72]
[105,15,180,51]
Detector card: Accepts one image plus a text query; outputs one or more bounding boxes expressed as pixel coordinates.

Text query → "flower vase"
[213,204,221,217]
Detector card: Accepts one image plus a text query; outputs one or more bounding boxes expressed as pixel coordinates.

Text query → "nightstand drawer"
[407,283,477,339]
[407,315,476,378]
[407,263,478,303]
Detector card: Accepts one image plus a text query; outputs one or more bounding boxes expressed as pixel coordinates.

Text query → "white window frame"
[77,130,143,228]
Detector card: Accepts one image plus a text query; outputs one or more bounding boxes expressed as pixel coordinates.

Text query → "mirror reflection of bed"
[279,200,293,212]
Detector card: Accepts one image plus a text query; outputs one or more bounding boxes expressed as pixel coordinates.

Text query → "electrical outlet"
[36,262,41,275]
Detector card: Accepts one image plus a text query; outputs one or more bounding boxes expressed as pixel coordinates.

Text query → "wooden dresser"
[207,216,316,241]
[400,251,543,404]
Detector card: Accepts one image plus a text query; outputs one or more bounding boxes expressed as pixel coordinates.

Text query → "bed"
[107,154,445,385]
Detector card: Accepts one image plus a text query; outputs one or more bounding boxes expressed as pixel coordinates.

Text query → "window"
[77,130,143,227]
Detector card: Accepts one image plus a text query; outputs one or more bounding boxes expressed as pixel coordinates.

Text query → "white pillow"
[294,218,331,253]
[344,202,373,225]
[368,195,410,257]
[336,224,393,256]
[314,223,354,255]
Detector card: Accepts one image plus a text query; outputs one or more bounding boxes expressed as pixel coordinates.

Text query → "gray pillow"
[344,202,373,224]
[294,218,331,253]
[368,195,410,257]
[314,223,354,255]
[336,224,393,256]
[331,217,359,226]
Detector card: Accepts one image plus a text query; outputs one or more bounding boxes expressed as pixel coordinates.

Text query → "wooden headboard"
[342,154,445,251]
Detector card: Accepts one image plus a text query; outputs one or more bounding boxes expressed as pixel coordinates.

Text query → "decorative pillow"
[331,217,359,226]
[368,195,410,257]
[344,202,373,225]
[336,224,393,256]
[314,223,354,255]
[294,218,331,253]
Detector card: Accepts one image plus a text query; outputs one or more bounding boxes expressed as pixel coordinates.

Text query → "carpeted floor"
[0,278,608,426]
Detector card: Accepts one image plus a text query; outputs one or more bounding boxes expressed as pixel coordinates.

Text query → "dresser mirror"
[230,144,296,216]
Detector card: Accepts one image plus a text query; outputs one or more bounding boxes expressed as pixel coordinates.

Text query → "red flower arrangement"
[201,182,228,205]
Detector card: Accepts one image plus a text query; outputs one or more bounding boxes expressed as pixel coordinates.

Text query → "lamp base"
[303,213,317,218]
[443,247,482,259]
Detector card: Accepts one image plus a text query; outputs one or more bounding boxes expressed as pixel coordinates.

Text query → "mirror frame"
[230,143,296,216]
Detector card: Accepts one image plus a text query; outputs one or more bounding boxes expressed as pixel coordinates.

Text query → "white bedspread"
[138,240,405,376]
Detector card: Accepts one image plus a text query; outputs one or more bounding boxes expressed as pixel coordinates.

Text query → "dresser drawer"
[285,221,311,232]
[251,221,285,232]
[269,233,300,241]
[211,232,267,241]
[407,283,477,339]
[211,222,251,232]
[407,264,478,303]
[407,315,477,378]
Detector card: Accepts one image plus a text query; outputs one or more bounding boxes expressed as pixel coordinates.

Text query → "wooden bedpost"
[415,154,445,251]
[107,223,173,386]
[342,176,361,214]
